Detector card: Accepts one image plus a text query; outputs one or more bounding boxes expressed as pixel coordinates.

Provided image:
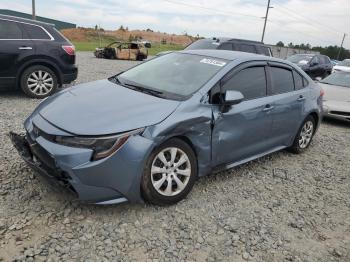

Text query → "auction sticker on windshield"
[200,58,226,67]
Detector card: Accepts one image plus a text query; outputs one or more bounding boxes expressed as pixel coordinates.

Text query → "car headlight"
[55,128,144,161]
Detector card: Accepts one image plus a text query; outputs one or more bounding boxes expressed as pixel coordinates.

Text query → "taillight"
[320,88,325,97]
[62,45,75,56]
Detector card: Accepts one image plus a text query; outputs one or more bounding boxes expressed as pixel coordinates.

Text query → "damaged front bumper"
[9,132,140,204]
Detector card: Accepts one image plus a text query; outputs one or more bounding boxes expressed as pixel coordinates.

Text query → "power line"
[272,2,344,37]
[163,0,262,20]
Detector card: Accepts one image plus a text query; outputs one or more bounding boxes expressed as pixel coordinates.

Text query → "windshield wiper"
[123,83,165,98]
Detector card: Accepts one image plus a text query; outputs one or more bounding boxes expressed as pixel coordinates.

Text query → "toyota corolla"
[10,50,323,205]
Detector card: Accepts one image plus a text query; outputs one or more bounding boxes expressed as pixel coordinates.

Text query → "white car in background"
[320,71,350,122]
[332,59,350,73]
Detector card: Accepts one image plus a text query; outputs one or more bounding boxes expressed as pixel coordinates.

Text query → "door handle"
[18,46,33,50]
[297,95,306,101]
[262,104,274,112]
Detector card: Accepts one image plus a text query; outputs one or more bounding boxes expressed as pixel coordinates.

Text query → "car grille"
[329,111,350,117]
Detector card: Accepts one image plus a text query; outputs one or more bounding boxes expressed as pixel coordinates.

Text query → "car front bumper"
[10,119,154,204]
[323,102,350,122]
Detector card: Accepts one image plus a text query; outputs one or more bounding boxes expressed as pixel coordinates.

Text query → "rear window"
[236,44,256,54]
[185,39,219,50]
[21,23,51,40]
[218,43,233,50]
[260,46,271,56]
[270,67,294,94]
[0,20,23,39]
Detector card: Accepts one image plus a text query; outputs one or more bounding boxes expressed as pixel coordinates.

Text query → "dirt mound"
[61,28,194,46]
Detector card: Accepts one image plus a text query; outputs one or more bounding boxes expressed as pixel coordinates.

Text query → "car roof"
[0,14,54,28]
[200,37,266,45]
[180,49,287,63]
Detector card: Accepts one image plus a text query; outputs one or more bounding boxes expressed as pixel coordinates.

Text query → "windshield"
[287,54,314,64]
[185,39,219,50]
[320,72,350,88]
[117,53,228,97]
[338,59,350,67]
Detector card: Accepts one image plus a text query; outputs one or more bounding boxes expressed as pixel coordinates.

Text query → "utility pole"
[261,0,273,43]
[32,0,36,20]
[337,33,347,60]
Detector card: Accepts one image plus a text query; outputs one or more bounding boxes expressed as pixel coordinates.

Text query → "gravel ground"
[0,52,350,261]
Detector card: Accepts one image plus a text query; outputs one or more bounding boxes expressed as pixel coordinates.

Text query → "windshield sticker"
[200,58,226,67]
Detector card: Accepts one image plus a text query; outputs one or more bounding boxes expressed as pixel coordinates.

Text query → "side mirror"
[310,61,318,66]
[224,90,244,105]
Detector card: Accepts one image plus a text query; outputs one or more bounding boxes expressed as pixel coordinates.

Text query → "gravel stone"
[0,52,349,261]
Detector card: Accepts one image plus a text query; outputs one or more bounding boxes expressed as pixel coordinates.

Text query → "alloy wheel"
[151,147,191,196]
[27,70,54,96]
[299,120,314,149]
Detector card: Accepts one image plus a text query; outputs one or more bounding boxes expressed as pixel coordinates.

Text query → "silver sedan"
[319,71,350,122]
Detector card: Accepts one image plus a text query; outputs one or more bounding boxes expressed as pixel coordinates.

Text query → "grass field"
[73,41,184,56]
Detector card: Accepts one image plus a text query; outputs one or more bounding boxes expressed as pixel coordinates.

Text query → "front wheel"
[141,138,197,205]
[288,116,316,154]
[20,65,58,98]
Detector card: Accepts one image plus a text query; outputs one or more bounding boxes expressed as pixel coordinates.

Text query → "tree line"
[276,41,350,60]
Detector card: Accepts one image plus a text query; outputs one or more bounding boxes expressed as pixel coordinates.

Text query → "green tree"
[276,41,284,47]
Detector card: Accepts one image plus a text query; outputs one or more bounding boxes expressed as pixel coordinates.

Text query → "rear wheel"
[20,65,58,98]
[141,138,197,205]
[288,116,316,154]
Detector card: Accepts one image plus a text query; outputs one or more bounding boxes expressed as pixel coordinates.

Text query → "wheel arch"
[16,59,62,88]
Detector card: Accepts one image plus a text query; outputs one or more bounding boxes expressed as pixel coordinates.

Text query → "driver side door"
[211,62,275,166]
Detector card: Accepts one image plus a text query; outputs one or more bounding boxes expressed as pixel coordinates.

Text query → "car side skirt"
[212,145,286,174]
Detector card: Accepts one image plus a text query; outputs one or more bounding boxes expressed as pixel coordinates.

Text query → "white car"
[332,59,350,73]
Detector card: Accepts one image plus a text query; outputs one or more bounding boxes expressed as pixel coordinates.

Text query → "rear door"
[212,62,275,166]
[116,44,130,60]
[0,18,35,89]
[267,63,307,146]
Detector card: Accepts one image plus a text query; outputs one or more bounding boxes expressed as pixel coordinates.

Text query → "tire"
[136,54,144,61]
[141,138,197,206]
[20,65,58,98]
[288,116,316,154]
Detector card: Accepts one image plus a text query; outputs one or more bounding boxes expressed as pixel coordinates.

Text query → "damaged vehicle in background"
[287,54,333,80]
[319,71,350,122]
[10,50,322,206]
[94,41,149,61]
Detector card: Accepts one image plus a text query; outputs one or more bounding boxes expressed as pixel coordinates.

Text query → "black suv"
[185,38,272,56]
[0,15,77,98]
[287,54,333,79]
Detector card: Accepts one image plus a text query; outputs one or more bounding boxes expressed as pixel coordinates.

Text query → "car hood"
[333,65,350,72]
[38,80,180,135]
[319,83,350,102]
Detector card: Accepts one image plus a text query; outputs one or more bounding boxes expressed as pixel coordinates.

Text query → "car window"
[222,66,267,100]
[218,43,233,51]
[293,71,304,90]
[311,56,319,64]
[20,23,51,40]
[319,56,328,64]
[260,46,271,56]
[237,44,256,54]
[0,20,23,39]
[185,39,219,50]
[270,67,294,94]
[324,56,331,64]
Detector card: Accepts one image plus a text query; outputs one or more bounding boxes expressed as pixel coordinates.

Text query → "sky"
[2,0,350,49]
